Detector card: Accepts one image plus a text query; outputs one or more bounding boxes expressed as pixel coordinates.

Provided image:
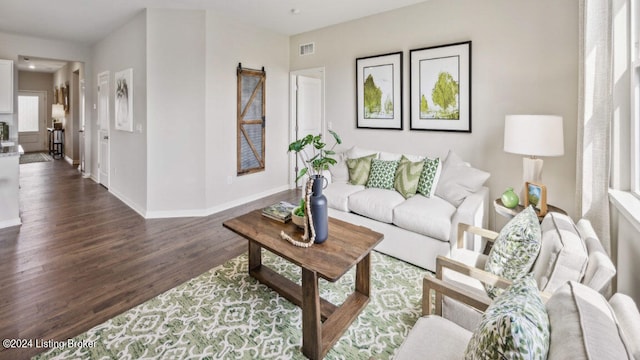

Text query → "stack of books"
[261,201,296,223]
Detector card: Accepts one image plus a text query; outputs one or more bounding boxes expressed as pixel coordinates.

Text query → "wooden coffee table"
[223,209,384,359]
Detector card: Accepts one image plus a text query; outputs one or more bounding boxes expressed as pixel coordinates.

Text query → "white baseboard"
[0,217,21,229]
[82,171,91,179]
[109,187,147,218]
[145,185,290,219]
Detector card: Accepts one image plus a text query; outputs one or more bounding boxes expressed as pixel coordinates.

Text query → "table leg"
[355,253,370,296]
[301,268,322,360]
[248,240,262,272]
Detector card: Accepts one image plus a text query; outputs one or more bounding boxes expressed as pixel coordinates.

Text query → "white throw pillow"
[434,150,490,207]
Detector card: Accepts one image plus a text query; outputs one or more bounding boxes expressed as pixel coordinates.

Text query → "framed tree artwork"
[356,51,403,130]
[410,41,471,132]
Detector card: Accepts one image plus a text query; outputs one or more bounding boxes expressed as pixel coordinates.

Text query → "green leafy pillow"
[416,157,441,197]
[394,156,425,198]
[366,159,400,190]
[346,153,377,186]
[484,206,542,299]
[465,275,550,360]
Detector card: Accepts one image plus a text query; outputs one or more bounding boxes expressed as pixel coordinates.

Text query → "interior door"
[97,72,109,188]
[17,91,47,152]
[295,75,322,183]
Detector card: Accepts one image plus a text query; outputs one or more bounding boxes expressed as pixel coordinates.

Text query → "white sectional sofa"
[324,146,490,272]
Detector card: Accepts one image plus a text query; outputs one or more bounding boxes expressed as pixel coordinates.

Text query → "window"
[18,95,39,132]
[632,0,640,195]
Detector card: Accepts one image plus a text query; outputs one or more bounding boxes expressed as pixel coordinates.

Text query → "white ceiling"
[0,0,429,46]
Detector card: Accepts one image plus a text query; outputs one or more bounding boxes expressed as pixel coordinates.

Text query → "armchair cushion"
[394,315,472,360]
[545,281,630,360]
[464,275,550,360]
[532,213,588,293]
[484,206,542,299]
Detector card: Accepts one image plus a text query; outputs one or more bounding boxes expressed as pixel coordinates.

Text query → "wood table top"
[223,209,384,282]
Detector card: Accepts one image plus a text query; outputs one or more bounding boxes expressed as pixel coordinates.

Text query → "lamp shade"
[503,115,564,157]
[52,104,65,119]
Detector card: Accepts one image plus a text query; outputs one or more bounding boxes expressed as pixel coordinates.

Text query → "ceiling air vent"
[299,42,315,56]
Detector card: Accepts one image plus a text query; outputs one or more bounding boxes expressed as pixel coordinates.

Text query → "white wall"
[204,11,291,211]
[145,9,206,216]
[290,0,579,228]
[91,10,147,213]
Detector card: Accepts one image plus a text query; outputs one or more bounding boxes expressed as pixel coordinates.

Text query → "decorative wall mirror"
[237,64,266,175]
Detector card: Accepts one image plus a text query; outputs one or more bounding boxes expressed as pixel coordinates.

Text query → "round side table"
[493,198,567,222]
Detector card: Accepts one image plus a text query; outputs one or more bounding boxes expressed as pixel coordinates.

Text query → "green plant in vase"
[288,130,342,181]
[283,130,342,246]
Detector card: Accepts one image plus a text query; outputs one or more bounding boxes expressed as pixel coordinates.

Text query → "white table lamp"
[504,115,564,184]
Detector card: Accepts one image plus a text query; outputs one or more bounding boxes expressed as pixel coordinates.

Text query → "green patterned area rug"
[20,152,53,164]
[34,251,430,360]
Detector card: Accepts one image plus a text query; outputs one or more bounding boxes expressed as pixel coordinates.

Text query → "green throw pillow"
[366,159,400,190]
[394,156,425,198]
[346,153,377,186]
[416,157,441,197]
[464,275,550,360]
[484,206,542,299]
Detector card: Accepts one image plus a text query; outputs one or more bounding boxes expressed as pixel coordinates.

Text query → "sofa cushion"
[484,206,542,299]
[366,159,399,190]
[545,282,630,360]
[324,182,365,212]
[532,213,588,293]
[435,150,490,207]
[464,275,550,360]
[348,188,405,223]
[346,153,376,185]
[393,195,456,241]
[394,156,425,199]
[416,157,442,198]
[395,315,472,360]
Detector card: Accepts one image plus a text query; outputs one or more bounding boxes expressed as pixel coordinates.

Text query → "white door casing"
[97,71,110,188]
[289,68,325,188]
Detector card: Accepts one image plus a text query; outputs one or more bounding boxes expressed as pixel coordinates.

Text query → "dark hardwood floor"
[0,158,299,359]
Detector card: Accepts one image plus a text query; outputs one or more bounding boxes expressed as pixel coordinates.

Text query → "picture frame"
[115,68,134,132]
[409,41,471,132]
[356,51,403,130]
[524,181,548,216]
[62,83,69,113]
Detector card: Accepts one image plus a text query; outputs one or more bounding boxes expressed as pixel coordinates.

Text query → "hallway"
[0,159,297,359]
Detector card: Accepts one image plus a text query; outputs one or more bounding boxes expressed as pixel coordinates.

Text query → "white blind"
[18,95,39,132]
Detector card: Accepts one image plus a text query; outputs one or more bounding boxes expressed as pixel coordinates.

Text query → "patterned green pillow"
[484,206,542,299]
[465,275,550,360]
[416,157,441,197]
[394,156,425,198]
[366,159,400,190]
[346,153,377,186]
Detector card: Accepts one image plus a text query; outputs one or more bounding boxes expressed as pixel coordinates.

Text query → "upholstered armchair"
[434,210,616,331]
[394,275,640,359]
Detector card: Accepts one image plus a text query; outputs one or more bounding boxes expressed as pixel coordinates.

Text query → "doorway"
[17,90,47,152]
[289,68,325,188]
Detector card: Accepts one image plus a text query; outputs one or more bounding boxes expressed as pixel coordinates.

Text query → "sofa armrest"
[450,186,490,252]
[456,223,499,249]
[423,275,492,316]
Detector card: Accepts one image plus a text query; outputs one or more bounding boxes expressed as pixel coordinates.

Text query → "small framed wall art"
[355,51,403,130]
[115,68,133,132]
[409,41,471,132]
[524,181,547,216]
